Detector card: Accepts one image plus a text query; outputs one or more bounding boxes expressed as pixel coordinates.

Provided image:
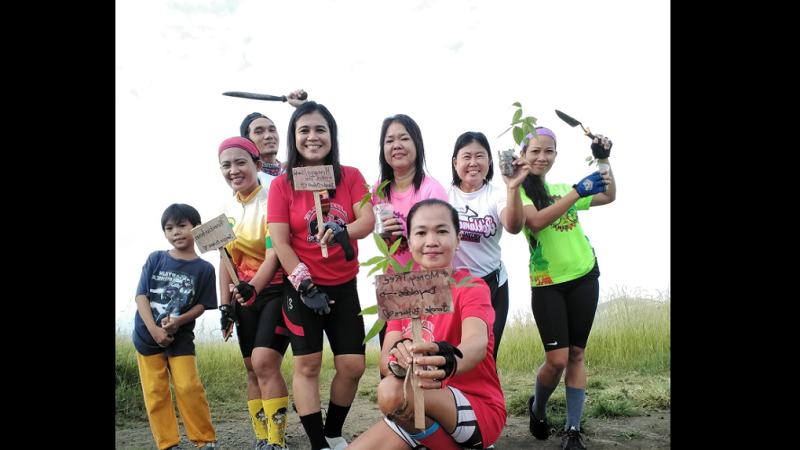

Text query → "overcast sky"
[116,0,670,339]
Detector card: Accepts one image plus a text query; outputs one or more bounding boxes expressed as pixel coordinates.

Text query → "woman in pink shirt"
[371,114,448,357]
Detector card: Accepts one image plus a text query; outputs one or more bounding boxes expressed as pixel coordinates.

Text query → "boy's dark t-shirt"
[133,250,218,356]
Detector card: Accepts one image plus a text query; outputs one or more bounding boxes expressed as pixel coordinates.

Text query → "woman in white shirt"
[445,131,529,365]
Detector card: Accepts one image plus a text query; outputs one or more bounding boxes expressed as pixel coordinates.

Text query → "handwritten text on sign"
[293,165,336,191]
[374,268,453,322]
[191,214,236,253]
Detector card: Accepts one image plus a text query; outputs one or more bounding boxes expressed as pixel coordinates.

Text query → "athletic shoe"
[255,439,271,450]
[165,446,181,450]
[561,426,586,450]
[325,436,348,450]
[263,444,288,450]
[527,395,550,440]
[199,443,216,450]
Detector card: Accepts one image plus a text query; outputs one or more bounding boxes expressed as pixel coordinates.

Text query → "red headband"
[218,137,259,159]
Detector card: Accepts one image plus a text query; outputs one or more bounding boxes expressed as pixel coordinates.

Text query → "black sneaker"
[527,395,550,440]
[561,426,586,450]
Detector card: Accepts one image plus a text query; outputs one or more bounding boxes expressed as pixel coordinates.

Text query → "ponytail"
[521,174,550,211]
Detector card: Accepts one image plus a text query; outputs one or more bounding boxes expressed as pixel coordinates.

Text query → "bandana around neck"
[261,159,283,177]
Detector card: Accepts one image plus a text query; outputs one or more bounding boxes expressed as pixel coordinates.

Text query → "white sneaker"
[325,436,348,450]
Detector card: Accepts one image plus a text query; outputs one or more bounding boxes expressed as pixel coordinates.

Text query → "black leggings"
[531,260,600,351]
[236,283,291,358]
[480,269,508,363]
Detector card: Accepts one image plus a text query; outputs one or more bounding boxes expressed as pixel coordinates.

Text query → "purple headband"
[521,127,557,151]
[218,136,259,159]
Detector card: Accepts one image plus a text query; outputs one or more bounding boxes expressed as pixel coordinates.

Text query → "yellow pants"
[137,352,215,449]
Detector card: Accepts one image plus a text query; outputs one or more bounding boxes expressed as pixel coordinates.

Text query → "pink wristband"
[288,263,311,291]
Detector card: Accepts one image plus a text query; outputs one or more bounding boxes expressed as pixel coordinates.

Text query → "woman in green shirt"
[519,126,615,450]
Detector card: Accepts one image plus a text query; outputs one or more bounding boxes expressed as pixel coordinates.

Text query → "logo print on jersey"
[457,205,497,243]
[304,201,348,246]
[544,194,580,232]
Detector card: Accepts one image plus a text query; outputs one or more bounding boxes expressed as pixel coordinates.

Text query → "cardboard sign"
[374,268,453,322]
[292,165,336,191]
[191,214,236,254]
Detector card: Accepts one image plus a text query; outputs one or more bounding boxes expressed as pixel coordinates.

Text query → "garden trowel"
[555,109,597,140]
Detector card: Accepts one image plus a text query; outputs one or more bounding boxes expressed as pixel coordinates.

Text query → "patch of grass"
[612,429,644,440]
[587,388,640,419]
[116,285,670,429]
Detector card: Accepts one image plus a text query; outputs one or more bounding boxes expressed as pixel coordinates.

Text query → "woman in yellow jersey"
[217,136,291,450]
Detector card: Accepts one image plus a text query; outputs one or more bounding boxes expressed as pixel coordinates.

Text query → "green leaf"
[360,256,386,267]
[403,258,415,272]
[522,122,534,138]
[447,275,481,288]
[362,319,386,345]
[388,258,403,273]
[367,263,384,277]
[373,232,389,255]
[374,179,391,202]
[453,275,482,288]
[388,237,403,255]
[512,127,524,146]
[523,116,537,125]
[358,183,373,209]
[512,108,522,125]
[359,304,378,315]
[511,102,521,107]
[460,275,478,284]
[585,156,594,161]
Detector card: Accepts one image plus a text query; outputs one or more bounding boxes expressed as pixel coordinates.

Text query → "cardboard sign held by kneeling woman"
[375,267,455,429]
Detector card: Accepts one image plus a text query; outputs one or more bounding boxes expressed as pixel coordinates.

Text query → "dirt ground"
[115,394,671,449]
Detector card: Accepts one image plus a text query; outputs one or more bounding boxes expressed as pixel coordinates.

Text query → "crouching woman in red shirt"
[348,198,507,450]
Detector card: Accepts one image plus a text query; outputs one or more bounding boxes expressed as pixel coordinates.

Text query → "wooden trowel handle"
[220,248,240,341]
[314,190,329,258]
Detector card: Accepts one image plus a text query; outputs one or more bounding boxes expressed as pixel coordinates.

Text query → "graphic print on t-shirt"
[547,194,580,232]
[148,271,197,325]
[456,205,498,243]
[304,201,349,247]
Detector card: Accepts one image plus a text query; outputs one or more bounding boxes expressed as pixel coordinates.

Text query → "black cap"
[240,112,270,138]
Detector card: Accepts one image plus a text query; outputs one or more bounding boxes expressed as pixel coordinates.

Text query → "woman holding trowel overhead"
[518,125,615,450]
[216,135,292,450]
[267,100,375,450]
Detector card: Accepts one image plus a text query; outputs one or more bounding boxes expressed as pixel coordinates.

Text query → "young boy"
[133,203,219,450]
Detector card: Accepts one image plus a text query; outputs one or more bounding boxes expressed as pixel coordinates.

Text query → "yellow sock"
[248,398,270,439]
[263,397,289,446]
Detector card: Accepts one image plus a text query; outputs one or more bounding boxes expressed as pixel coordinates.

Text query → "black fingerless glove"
[235,282,257,306]
[219,304,238,331]
[298,279,331,315]
[591,138,612,159]
[433,340,464,380]
[323,221,354,261]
